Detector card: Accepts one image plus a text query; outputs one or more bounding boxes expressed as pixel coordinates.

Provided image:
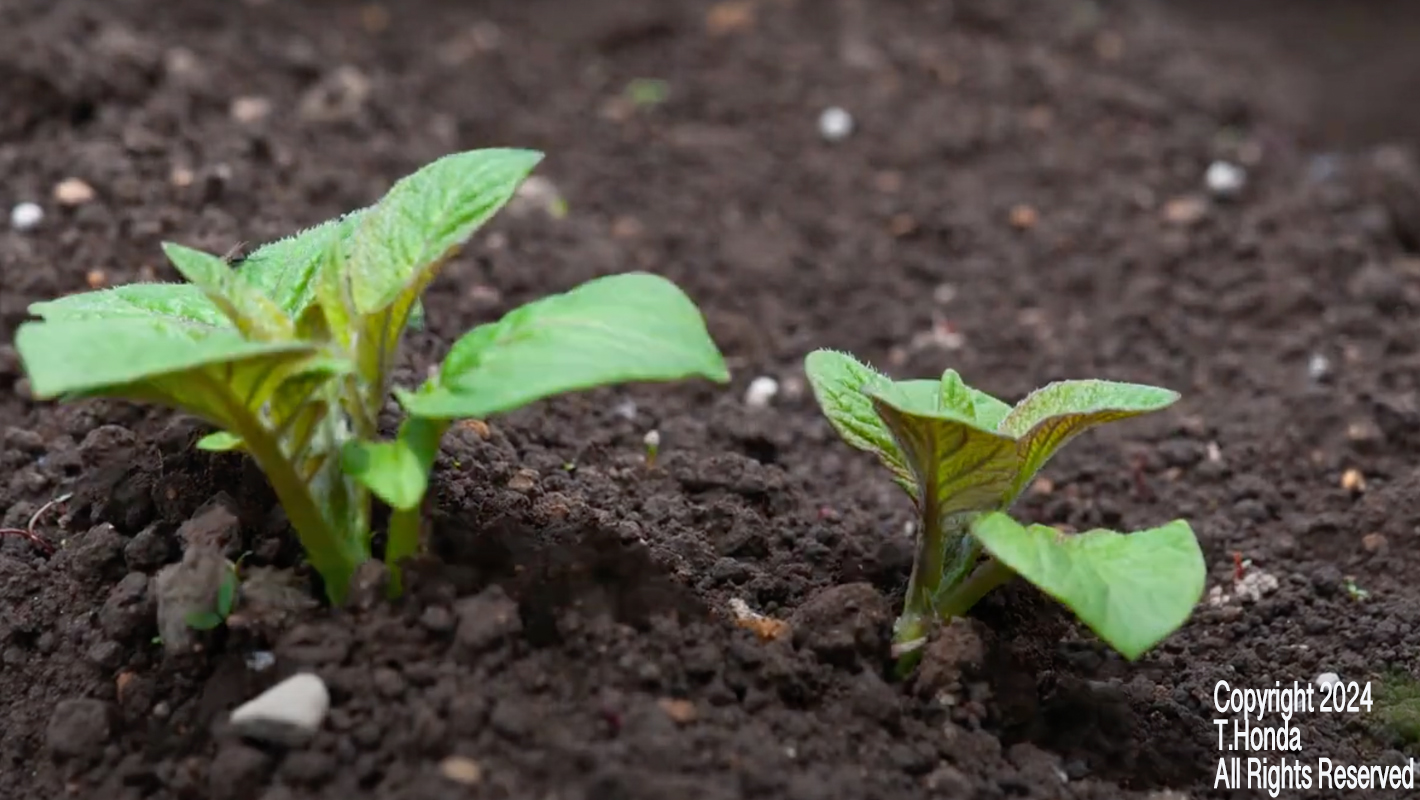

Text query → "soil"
[4,0,1420,798]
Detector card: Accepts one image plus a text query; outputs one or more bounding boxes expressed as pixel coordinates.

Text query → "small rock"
[230,96,273,124]
[506,469,538,493]
[209,744,273,800]
[10,201,43,231]
[706,1,755,35]
[1308,353,1331,382]
[154,544,231,656]
[1236,569,1280,603]
[298,65,372,122]
[454,585,522,655]
[1162,196,1208,226]
[439,755,483,785]
[1008,204,1039,230]
[818,107,854,142]
[46,699,111,760]
[245,651,276,672]
[789,583,889,665]
[729,597,791,641]
[1205,161,1246,198]
[229,673,330,746]
[612,399,639,420]
[744,376,779,408]
[1315,672,1342,690]
[1363,533,1388,554]
[1341,468,1366,492]
[53,178,96,206]
[657,697,698,724]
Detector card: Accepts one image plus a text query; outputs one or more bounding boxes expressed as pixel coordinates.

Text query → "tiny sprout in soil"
[804,350,1205,668]
[16,149,730,604]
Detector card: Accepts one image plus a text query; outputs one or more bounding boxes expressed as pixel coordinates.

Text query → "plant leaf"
[339,416,445,511]
[804,350,919,496]
[15,318,315,403]
[216,565,238,617]
[197,432,244,452]
[345,148,544,314]
[401,273,729,419]
[969,512,1205,660]
[998,380,1179,502]
[184,610,225,630]
[867,394,1020,518]
[162,243,296,341]
[237,209,367,316]
[27,283,230,330]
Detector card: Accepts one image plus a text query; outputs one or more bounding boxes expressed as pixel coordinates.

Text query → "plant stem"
[385,504,423,597]
[935,557,1015,619]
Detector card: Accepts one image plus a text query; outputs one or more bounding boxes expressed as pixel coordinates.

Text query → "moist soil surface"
[5,1,1420,798]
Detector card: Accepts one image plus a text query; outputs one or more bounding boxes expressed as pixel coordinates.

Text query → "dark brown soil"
[5,1,1420,798]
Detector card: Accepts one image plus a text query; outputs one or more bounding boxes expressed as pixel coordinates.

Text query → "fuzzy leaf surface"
[237,210,366,317]
[804,350,919,496]
[998,380,1179,502]
[402,273,729,419]
[345,148,543,314]
[970,512,1205,660]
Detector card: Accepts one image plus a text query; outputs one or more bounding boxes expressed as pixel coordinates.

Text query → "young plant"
[805,350,1204,666]
[15,149,729,604]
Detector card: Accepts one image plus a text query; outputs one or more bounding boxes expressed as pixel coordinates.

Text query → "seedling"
[805,350,1205,667]
[185,560,239,631]
[15,149,729,604]
[643,429,661,468]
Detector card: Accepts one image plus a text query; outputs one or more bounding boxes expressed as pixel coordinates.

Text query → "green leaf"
[401,273,729,419]
[27,283,229,330]
[969,512,1205,660]
[998,380,1179,502]
[345,148,544,314]
[867,393,1020,518]
[216,565,238,617]
[184,610,225,631]
[162,243,296,341]
[237,210,367,317]
[15,318,314,402]
[340,417,445,511]
[197,431,244,452]
[804,350,919,496]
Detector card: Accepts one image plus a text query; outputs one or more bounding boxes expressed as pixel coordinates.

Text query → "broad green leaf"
[969,512,1204,660]
[237,210,367,316]
[15,318,314,402]
[401,273,729,419]
[197,432,244,452]
[345,148,544,314]
[185,610,225,630]
[998,380,1179,502]
[966,389,1012,431]
[162,243,296,342]
[868,394,1019,518]
[340,417,445,511]
[804,350,918,496]
[27,283,230,330]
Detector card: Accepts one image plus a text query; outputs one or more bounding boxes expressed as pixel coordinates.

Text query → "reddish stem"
[0,527,54,554]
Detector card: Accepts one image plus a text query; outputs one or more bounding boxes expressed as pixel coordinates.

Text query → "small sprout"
[624,78,670,107]
[16,149,730,604]
[1344,576,1369,601]
[0,492,71,554]
[643,429,661,467]
[185,559,239,630]
[818,107,854,142]
[804,349,1204,668]
[562,461,577,472]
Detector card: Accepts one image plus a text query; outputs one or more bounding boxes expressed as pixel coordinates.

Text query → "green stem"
[935,557,1015,619]
[385,505,423,597]
[201,374,367,603]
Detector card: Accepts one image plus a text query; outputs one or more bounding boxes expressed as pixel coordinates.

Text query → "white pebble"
[818,107,854,142]
[1205,161,1246,198]
[744,376,780,408]
[613,399,639,421]
[10,202,43,231]
[245,651,276,672]
[229,672,330,746]
[1307,353,1331,381]
[1315,672,1341,690]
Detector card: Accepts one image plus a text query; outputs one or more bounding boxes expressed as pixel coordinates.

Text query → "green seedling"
[804,350,1205,668]
[625,78,670,107]
[643,429,661,468]
[185,559,239,631]
[1345,576,1370,602]
[16,149,729,604]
